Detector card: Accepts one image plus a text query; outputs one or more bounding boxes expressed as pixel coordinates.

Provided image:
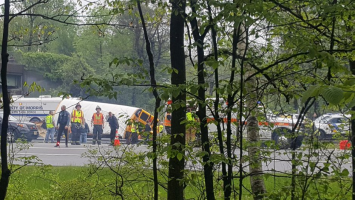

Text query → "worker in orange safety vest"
[164,112,171,134]
[91,105,104,145]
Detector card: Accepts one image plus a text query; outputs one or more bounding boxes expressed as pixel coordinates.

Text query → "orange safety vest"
[92,113,104,125]
[71,110,83,123]
[164,114,171,127]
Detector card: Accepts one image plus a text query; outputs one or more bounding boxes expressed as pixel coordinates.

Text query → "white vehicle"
[259,115,307,148]
[166,98,307,148]
[314,113,350,139]
[10,95,70,123]
[204,100,306,148]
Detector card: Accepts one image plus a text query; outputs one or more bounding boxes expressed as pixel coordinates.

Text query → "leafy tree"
[167,0,186,199]
[0,0,11,198]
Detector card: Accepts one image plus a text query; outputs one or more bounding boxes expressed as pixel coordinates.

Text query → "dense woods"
[1,0,355,199]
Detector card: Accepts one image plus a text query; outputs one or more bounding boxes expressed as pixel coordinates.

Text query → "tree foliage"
[3,0,355,199]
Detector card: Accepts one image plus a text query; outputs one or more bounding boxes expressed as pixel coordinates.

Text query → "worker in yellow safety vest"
[126,119,139,145]
[158,122,164,133]
[44,111,55,143]
[91,105,104,145]
[186,108,197,143]
[186,109,193,122]
[71,103,85,145]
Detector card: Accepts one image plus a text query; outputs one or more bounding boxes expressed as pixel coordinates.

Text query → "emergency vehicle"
[164,98,307,148]
[258,114,306,148]
[313,113,350,140]
[10,95,64,123]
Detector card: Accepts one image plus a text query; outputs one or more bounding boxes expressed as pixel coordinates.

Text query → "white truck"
[10,95,64,123]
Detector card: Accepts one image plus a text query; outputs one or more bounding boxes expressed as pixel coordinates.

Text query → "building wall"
[0,60,25,95]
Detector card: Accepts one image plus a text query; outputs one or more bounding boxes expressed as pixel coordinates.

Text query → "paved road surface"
[12,140,353,176]
[14,142,149,166]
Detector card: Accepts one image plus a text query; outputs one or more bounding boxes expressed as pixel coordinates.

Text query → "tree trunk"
[189,1,215,199]
[239,22,267,199]
[27,3,34,52]
[227,20,239,200]
[247,115,266,200]
[0,0,11,198]
[136,2,161,200]
[245,75,266,199]
[167,0,186,199]
[350,60,355,200]
[208,3,228,199]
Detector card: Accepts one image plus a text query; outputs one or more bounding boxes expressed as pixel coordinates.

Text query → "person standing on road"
[125,119,136,145]
[107,112,119,145]
[91,106,104,145]
[131,119,140,144]
[71,103,85,145]
[80,122,89,144]
[158,122,164,134]
[164,112,171,134]
[55,105,70,147]
[144,120,151,144]
[44,111,55,143]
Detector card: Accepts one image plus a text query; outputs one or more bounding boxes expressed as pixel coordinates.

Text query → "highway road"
[12,138,353,175]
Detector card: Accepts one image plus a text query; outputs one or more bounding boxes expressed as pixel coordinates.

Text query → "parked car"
[0,112,38,142]
[314,113,350,140]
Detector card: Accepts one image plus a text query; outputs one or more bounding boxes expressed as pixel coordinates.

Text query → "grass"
[3,165,351,200]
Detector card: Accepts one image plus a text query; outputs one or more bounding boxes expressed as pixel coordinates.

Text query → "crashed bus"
[10,96,155,138]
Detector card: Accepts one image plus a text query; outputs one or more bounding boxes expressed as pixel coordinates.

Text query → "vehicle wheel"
[272,128,291,149]
[13,130,28,143]
[318,129,327,140]
[7,129,23,143]
[7,129,15,143]
[292,136,303,149]
[29,117,41,123]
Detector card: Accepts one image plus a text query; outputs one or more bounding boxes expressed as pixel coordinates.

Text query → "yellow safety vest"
[158,125,164,133]
[71,110,83,123]
[46,115,54,128]
[186,112,193,121]
[131,124,136,133]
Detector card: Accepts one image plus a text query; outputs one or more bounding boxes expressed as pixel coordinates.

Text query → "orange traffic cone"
[114,130,120,146]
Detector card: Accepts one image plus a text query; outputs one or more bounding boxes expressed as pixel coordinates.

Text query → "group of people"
[44,103,119,147]
[44,102,174,147]
[125,119,164,145]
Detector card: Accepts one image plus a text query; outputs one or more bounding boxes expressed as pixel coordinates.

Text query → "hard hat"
[96,105,101,110]
[75,103,81,108]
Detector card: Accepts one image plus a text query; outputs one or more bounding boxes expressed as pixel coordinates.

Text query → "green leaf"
[301,85,321,103]
[344,79,355,86]
[341,169,349,177]
[177,153,183,161]
[320,86,344,105]
[348,98,355,108]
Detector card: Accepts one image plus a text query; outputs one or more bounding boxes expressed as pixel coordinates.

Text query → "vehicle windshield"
[315,115,331,123]
[0,113,19,121]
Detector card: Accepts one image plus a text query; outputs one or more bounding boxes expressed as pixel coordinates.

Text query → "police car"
[314,113,350,140]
